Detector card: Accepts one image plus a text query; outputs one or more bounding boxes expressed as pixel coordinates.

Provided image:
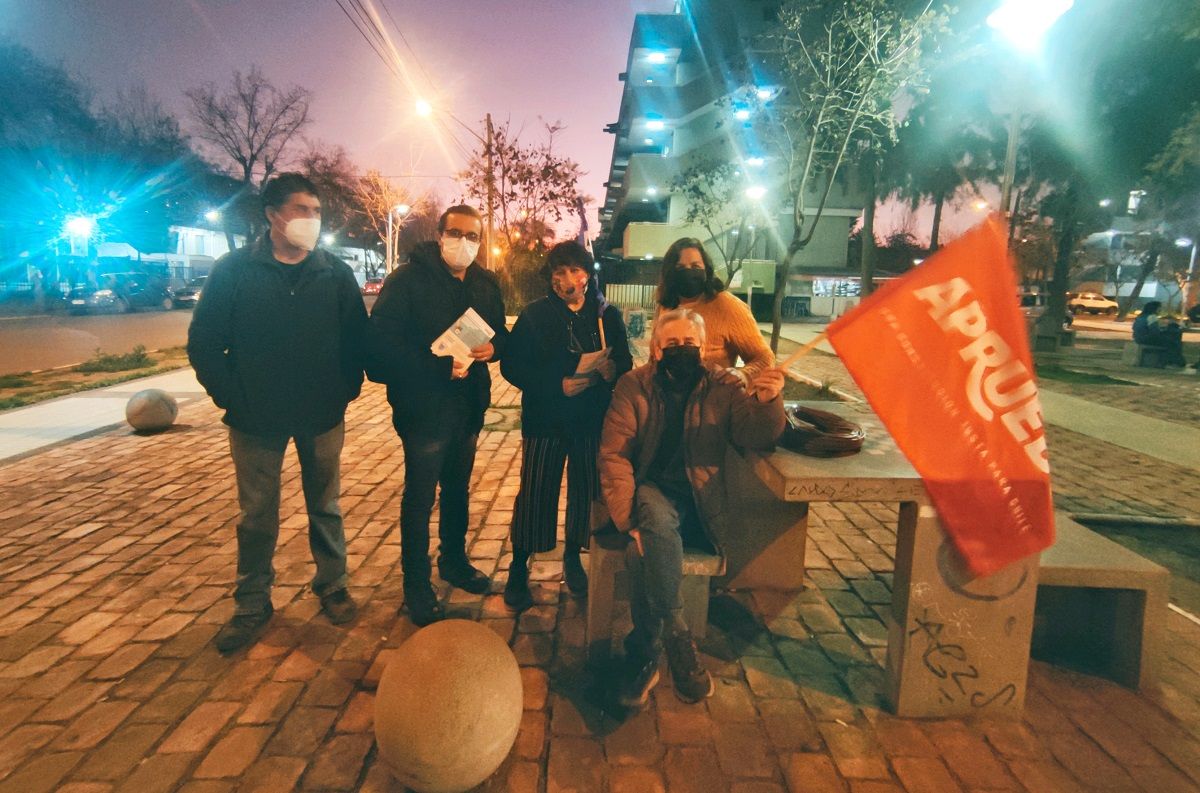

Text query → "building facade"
[598,0,864,317]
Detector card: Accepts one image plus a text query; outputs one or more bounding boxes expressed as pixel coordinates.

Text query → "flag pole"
[775,331,828,371]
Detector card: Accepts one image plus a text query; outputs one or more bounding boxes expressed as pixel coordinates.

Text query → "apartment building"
[598,0,864,317]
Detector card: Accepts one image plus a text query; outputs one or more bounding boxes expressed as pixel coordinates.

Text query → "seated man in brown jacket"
[599,308,786,707]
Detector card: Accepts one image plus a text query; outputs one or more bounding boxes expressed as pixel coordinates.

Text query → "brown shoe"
[665,630,713,703]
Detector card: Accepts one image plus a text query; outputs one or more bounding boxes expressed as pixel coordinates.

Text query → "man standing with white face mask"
[367,204,508,626]
[189,172,369,653]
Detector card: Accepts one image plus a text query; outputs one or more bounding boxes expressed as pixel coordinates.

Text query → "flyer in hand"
[431,308,495,369]
[570,348,610,382]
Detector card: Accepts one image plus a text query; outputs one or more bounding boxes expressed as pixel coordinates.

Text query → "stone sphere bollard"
[125,389,178,432]
[375,619,523,793]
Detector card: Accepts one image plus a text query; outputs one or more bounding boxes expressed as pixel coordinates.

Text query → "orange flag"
[826,217,1054,576]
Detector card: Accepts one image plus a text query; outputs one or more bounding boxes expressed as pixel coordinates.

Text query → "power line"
[379,0,437,92]
[332,0,401,80]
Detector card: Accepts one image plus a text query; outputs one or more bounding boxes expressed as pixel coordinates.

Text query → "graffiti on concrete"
[907,607,1017,709]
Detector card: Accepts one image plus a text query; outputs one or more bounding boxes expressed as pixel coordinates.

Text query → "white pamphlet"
[431,308,495,369]
[572,348,610,380]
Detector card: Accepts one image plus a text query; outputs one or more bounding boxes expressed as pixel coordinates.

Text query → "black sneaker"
[214,605,273,654]
[563,551,588,597]
[439,558,490,594]
[503,562,533,611]
[665,630,714,704]
[319,589,357,625]
[616,654,660,709]
[403,584,445,627]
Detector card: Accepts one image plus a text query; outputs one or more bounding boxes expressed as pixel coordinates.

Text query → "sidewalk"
[0,347,1199,791]
[0,369,207,463]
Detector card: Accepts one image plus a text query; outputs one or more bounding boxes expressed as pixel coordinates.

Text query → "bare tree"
[459,120,585,252]
[300,142,359,237]
[352,170,427,275]
[100,84,190,162]
[671,159,767,288]
[759,0,948,350]
[186,67,312,187]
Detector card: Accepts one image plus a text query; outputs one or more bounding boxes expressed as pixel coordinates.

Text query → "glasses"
[443,229,481,243]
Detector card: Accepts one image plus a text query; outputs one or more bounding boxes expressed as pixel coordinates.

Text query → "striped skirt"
[510,434,599,553]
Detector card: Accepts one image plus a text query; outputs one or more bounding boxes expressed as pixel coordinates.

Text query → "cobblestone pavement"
[2,353,1200,792]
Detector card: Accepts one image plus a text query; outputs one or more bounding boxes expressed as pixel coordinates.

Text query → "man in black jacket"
[188,173,368,653]
[368,205,508,626]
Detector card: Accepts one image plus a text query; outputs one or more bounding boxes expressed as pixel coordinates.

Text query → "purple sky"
[3,0,675,230]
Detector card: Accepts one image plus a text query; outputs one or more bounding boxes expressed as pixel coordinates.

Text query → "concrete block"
[586,540,723,663]
[1120,341,1166,368]
[1034,515,1169,690]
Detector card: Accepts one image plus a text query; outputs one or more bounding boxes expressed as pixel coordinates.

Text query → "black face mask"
[672,268,707,299]
[658,345,702,384]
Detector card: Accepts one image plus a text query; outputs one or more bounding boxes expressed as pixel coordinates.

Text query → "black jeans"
[397,396,478,587]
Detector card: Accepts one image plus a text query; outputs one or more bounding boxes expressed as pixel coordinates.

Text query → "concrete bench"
[1120,341,1166,368]
[1033,515,1169,690]
[586,538,724,662]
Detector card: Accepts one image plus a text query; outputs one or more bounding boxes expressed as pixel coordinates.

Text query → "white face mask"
[283,217,321,251]
[440,236,480,271]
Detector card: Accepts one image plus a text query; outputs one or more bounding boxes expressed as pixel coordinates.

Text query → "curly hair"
[655,237,725,309]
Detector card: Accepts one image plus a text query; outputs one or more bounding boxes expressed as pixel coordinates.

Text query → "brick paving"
[1,340,1200,791]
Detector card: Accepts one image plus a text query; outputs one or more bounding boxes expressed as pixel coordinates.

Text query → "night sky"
[3,0,675,229]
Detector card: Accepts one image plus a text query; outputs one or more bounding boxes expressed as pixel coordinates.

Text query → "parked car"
[1067,292,1119,315]
[361,278,384,296]
[67,273,174,314]
[172,276,207,308]
[1019,292,1073,327]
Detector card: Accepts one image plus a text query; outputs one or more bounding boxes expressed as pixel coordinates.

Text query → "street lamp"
[322,233,336,247]
[204,209,221,223]
[64,216,95,258]
[386,203,412,274]
[988,0,1075,214]
[1177,237,1198,310]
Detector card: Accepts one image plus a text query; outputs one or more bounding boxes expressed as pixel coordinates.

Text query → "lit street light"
[987,0,1074,53]
[204,209,221,223]
[64,216,95,259]
[1177,236,1198,310]
[989,0,1075,214]
[745,185,767,201]
[386,203,412,273]
[322,233,336,246]
[65,216,95,238]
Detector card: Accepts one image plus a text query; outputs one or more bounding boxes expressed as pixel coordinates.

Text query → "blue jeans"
[397,396,478,586]
[229,423,349,616]
[624,482,708,662]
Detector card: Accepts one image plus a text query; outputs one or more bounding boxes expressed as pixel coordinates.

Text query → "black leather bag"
[780,405,865,458]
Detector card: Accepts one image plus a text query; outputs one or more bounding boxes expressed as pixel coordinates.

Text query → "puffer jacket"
[599,362,786,548]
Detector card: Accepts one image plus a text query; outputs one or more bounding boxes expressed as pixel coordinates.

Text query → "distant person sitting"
[1132,301,1187,367]
[1186,302,1200,327]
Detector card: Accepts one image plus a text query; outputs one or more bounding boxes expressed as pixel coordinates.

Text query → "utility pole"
[485,112,495,271]
[385,210,394,273]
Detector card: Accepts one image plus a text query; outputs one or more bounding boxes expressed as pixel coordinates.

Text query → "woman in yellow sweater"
[654,237,774,386]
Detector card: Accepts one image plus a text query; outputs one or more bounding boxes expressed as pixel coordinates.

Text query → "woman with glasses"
[500,241,632,610]
[655,238,773,386]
